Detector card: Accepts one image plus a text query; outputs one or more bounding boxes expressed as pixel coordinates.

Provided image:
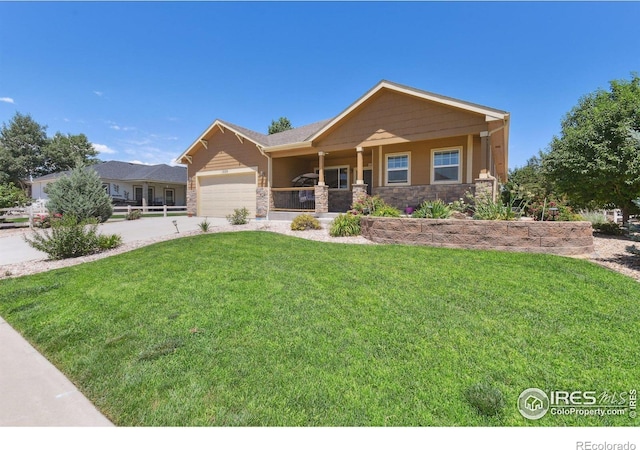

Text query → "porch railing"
[272,187,315,211]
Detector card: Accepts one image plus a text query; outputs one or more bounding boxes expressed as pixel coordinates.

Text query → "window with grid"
[386,154,409,185]
[433,149,460,183]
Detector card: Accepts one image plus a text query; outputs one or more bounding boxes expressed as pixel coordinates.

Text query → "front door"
[364,169,372,195]
[134,186,143,206]
[147,187,155,206]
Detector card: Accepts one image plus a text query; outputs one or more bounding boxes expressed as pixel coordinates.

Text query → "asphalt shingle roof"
[31,161,187,184]
[218,118,333,148]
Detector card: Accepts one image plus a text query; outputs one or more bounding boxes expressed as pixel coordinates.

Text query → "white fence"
[112,205,187,217]
[0,203,47,228]
[0,204,186,228]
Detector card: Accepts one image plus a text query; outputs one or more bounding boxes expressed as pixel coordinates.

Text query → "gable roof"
[177,79,509,162]
[31,161,187,184]
[304,80,509,145]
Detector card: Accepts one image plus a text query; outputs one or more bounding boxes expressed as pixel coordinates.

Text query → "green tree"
[542,74,640,224]
[268,117,293,135]
[45,166,113,222]
[43,132,99,174]
[0,182,31,209]
[0,113,100,187]
[0,113,48,187]
[502,154,555,205]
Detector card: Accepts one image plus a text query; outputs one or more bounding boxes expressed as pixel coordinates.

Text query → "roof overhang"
[176,119,264,164]
[263,140,313,154]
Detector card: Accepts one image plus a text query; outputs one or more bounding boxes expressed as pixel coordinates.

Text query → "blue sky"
[1,1,639,169]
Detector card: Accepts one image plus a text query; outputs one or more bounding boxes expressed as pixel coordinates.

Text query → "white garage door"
[198,172,256,218]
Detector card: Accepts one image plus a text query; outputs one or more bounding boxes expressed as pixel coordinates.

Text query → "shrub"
[528,199,582,221]
[412,199,452,219]
[329,213,361,237]
[464,383,505,417]
[351,195,388,215]
[579,210,607,226]
[627,244,640,256]
[291,214,321,231]
[471,193,516,221]
[226,207,249,225]
[32,213,62,229]
[24,215,122,260]
[44,166,113,222]
[125,209,142,220]
[592,221,625,236]
[97,233,123,250]
[371,204,401,217]
[0,182,31,209]
[198,218,211,232]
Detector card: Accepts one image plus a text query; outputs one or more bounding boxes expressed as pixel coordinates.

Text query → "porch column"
[479,131,491,176]
[356,146,364,185]
[142,182,148,212]
[318,151,325,186]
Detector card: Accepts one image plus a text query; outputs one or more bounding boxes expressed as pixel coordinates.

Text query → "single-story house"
[30,160,187,207]
[176,80,509,218]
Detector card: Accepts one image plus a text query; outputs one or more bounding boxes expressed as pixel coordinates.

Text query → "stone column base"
[352,184,368,206]
[315,184,329,214]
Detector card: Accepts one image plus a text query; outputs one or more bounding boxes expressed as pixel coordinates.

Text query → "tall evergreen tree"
[45,166,113,223]
[268,117,293,135]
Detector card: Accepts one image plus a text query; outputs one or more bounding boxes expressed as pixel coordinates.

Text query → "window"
[315,166,349,189]
[385,153,410,185]
[164,188,175,205]
[432,148,461,183]
[102,183,110,194]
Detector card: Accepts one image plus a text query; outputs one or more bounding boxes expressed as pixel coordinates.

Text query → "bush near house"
[24,215,122,260]
[412,199,452,219]
[125,209,143,221]
[291,214,321,231]
[329,213,361,237]
[45,166,113,223]
[226,207,249,225]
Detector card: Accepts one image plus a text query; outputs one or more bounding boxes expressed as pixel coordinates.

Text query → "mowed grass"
[0,231,638,426]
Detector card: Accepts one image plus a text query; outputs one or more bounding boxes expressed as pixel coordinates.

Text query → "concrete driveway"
[0,216,229,266]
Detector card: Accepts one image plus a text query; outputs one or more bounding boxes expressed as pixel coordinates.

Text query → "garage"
[197,171,257,218]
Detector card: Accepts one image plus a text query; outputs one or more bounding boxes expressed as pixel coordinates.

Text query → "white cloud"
[0,97,15,104]
[108,121,135,131]
[128,160,153,166]
[93,91,104,97]
[93,143,117,155]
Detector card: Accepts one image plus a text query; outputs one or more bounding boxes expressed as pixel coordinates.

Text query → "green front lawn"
[0,232,638,426]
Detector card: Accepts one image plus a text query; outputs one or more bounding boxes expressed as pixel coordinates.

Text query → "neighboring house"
[177,80,509,218]
[30,160,187,207]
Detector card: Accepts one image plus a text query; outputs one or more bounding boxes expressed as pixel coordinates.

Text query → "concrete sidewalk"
[0,216,228,266]
[0,316,113,426]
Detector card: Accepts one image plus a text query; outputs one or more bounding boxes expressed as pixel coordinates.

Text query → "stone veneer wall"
[256,187,269,218]
[360,217,594,256]
[373,184,474,210]
[186,188,197,216]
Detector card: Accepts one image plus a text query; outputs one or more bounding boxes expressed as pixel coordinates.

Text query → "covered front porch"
[266,132,499,215]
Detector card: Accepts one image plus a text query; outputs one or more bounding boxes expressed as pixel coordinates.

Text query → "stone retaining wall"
[360,217,594,256]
